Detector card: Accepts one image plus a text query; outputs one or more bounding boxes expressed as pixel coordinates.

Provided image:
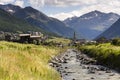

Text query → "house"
[19,34,31,43]
[76,39,86,44]
[19,33,42,44]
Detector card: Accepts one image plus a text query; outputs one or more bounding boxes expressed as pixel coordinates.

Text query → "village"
[0,31,112,47]
[0,31,47,44]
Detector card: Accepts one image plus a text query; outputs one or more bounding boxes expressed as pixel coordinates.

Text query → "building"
[71,32,86,46]
[76,39,86,44]
[19,34,42,44]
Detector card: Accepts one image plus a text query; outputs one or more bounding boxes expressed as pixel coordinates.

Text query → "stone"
[109,74,115,76]
[65,67,68,69]
[91,77,95,79]
[106,70,111,73]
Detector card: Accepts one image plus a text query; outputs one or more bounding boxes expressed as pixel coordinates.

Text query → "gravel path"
[51,49,120,80]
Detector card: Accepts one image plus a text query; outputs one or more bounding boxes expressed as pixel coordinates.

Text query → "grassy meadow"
[46,37,71,45]
[0,41,63,80]
[79,43,120,70]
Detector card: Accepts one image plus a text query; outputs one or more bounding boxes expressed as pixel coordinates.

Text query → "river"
[51,49,120,80]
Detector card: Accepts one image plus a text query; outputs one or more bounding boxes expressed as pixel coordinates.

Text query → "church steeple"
[73,31,76,42]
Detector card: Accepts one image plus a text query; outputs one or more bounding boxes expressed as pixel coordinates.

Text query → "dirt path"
[51,49,120,80]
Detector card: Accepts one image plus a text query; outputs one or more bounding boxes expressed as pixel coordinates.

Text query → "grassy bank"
[78,43,120,70]
[0,41,63,80]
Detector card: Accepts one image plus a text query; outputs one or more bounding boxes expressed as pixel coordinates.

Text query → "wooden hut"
[19,34,42,43]
[19,34,31,43]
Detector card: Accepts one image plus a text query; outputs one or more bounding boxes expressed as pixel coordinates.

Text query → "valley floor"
[52,49,120,80]
[1,41,120,80]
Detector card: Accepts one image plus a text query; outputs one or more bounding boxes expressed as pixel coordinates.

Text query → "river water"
[53,49,120,80]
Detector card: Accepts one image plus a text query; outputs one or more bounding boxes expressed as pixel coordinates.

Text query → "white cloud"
[49,13,74,21]
[0,2,4,4]
[29,0,97,8]
[0,0,14,4]
[49,0,120,20]
[14,0,24,7]
[0,0,25,7]
[29,0,45,9]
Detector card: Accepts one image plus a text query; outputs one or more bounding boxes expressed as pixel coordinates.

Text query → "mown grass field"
[0,41,63,80]
[79,43,120,70]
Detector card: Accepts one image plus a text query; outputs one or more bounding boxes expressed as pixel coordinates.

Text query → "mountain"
[0,4,74,38]
[96,18,120,39]
[64,10,120,39]
[0,8,43,33]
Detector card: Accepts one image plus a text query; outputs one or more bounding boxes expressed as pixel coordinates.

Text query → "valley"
[1,2,120,80]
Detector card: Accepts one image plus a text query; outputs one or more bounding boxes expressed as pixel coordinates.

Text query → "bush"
[111,38,120,46]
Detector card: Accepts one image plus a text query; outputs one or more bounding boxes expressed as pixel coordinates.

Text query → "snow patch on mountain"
[7,9,15,13]
[91,26,106,31]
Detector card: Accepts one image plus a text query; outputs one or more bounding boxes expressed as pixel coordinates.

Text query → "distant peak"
[91,10,105,14]
[80,10,105,20]
[24,6,42,13]
[108,12,119,16]
[94,10,101,13]
[24,6,37,11]
[6,4,21,8]
[5,4,13,6]
[25,6,33,9]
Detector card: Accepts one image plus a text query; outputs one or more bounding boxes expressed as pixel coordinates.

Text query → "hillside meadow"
[78,43,120,70]
[0,41,64,80]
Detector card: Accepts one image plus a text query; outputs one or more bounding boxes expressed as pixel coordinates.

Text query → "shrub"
[111,38,120,46]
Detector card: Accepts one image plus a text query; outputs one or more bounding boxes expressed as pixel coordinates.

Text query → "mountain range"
[0,4,120,39]
[0,8,43,33]
[96,18,120,39]
[0,4,74,38]
[64,10,120,39]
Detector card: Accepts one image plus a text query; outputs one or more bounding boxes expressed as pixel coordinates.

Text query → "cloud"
[29,0,45,9]
[49,13,74,21]
[0,0,25,7]
[0,0,15,4]
[14,0,24,7]
[0,2,4,4]
[49,0,120,20]
[29,0,97,7]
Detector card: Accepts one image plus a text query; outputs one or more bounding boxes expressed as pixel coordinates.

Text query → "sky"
[0,0,120,21]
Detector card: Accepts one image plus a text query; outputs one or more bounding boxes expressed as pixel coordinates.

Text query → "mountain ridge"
[0,4,75,38]
[0,8,44,33]
[64,10,120,39]
[96,18,120,39]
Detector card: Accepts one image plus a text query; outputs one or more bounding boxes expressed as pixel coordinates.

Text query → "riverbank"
[0,41,62,80]
[79,43,120,71]
[51,49,120,80]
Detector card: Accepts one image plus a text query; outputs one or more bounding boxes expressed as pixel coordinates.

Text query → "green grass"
[46,37,71,45]
[0,41,62,80]
[78,43,120,70]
